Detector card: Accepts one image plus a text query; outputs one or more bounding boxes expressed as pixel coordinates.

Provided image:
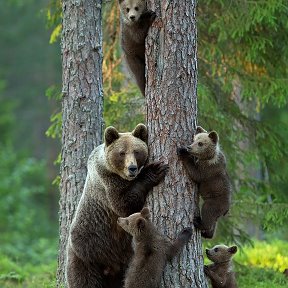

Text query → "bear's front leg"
[118,161,169,215]
[177,147,202,182]
[140,161,169,186]
[144,10,157,26]
[167,227,192,260]
[204,265,227,287]
[194,200,218,239]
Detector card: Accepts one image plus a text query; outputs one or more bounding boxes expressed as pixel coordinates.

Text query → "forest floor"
[0,240,287,287]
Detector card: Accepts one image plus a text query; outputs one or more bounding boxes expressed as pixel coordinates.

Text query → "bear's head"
[118,0,147,24]
[206,244,237,264]
[117,207,150,237]
[104,123,148,181]
[186,126,219,160]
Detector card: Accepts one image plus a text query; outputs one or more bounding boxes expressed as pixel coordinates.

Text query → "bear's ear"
[132,123,148,143]
[228,246,237,254]
[104,126,120,146]
[196,126,207,134]
[208,131,218,144]
[141,207,150,219]
[136,218,146,231]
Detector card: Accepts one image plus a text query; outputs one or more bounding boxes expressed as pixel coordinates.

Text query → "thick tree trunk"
[146,1,208,287]
[57,0,104,287]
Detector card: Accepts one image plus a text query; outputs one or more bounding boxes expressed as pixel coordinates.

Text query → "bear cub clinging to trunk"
[205,244,238,288]
[117,207,192,288]
[177,126,232,238]
[118,0,156,96]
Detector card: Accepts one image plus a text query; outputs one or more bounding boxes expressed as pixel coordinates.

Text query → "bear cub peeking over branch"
[118,207,192,288]
[118,0,156,96]
[177,126,232,239]
[205,244,238,288]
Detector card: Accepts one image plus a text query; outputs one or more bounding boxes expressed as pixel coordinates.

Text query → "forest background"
[0,0,287,287]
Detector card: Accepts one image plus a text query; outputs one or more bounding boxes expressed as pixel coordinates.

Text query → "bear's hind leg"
[125,55,145,96]
[194,200,219,239]
[66,249,104,288]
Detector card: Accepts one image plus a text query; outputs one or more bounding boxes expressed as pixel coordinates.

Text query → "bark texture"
[57,0,104,286]
[146,1,208,287]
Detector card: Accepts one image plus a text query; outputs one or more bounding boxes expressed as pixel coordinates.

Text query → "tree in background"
[57,0,104,286]
[145,0,207,287]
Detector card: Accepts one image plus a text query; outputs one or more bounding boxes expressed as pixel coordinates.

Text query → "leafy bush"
[0,253,56,288]
[0,144,58,264]
[235,240,288,273]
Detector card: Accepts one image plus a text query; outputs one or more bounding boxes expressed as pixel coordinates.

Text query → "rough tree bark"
[57,0,104,286]
[146,1,208,287]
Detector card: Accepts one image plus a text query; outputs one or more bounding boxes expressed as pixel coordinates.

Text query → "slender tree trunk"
[146,1,208,287]
[57,0,104,286]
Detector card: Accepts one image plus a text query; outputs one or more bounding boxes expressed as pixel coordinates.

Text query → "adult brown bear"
[66,124,168,288]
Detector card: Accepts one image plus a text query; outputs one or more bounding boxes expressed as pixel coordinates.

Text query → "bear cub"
[118,0,156,96]
[205,244,238,288]
[118,207,192,288]
[177,126,232,239]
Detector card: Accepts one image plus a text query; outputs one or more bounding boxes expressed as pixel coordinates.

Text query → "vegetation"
[1,240,287,287]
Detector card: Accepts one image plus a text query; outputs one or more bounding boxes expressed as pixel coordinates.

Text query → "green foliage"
[236,265,288,288]
[0,252,56,288]
[46,0,62,44]
[104,85,145,131]
[45,85,62,140]
[197,0,288,243]
[0,95,17,145]
[0,144,57,263]
[235,240,288,273]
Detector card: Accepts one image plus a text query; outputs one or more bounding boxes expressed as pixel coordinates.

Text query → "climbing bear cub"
[118,0,156,96]
[205,244,238,288]
[118,207,192,288]
[66,124,168,288]
[177,126,232,239]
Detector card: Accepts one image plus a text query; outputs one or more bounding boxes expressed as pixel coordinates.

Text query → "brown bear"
[117,207,192,288]
[177,126,232,239]
[204,244,238,288]
[66,124,169,288]
[118,0,156,96]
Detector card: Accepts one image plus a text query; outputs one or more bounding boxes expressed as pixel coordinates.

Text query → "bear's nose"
[206,249,209,254]
[130,15,136,21]
[128,165,138,174]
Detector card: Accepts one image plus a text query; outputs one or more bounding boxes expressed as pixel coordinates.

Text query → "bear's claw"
[142,161,169,185]
[193,216,202,228]
[177,147,188,156]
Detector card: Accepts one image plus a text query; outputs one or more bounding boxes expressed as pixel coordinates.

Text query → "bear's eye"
[120,152,126,157]
[134,150,139,155]
[198,142,203,147]
[135,6,139,11]
[126,8,130,13]
[214,248,218,252]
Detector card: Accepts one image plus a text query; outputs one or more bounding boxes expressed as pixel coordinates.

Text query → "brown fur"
[66,124,168,288]
[177,126,232,238]
[118,0,156,96]
[117,208,192,288]
[204,244,238,288]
